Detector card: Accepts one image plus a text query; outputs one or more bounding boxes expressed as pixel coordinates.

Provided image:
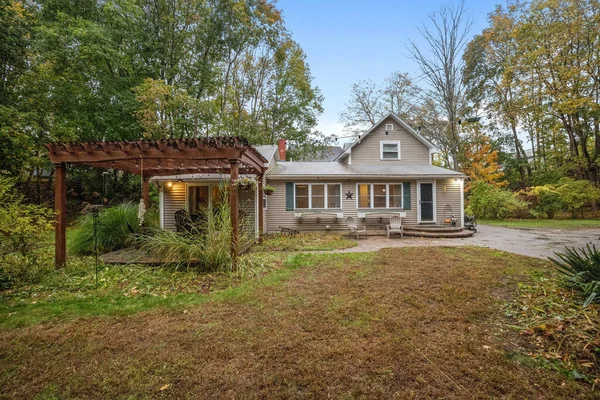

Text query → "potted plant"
[236,176,257,191]
[263,185,275,196]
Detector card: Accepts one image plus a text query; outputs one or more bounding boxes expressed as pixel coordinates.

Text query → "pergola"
[46,137,268,267]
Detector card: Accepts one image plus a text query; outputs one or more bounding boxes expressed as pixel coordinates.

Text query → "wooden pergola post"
[257,173,264,243]
[142,177,149,209]
[229,159,239,262]
[54,163,67,266]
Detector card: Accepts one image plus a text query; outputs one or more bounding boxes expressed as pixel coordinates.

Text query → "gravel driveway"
[337,224,600,259]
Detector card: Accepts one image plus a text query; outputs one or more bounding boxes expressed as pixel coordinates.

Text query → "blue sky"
[277,0,502,139]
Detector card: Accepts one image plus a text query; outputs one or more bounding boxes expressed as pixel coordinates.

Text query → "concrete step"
[403,229,474,238]
[404,226,464,233]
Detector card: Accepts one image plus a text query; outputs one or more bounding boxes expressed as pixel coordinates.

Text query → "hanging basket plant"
[236,176,257,191]
[263,185,275,196]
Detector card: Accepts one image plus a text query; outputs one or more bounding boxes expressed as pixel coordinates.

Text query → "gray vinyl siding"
[163,182,186,230]
[265,177,462,233]
[435,178,463,227]
[350,117,430,166]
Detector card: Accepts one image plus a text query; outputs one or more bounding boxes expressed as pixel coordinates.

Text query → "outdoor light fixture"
[167,181,173,188]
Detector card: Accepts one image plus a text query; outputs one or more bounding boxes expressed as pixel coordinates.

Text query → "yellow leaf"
[160,384,170,391]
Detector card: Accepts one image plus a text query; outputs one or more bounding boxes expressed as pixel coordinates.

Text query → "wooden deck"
[99,248,168,265]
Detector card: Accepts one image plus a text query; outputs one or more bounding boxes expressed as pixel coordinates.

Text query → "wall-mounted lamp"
[166,181,173,188]
[385,130,389,135]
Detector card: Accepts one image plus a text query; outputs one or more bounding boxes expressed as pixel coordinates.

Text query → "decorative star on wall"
[344,191,354,200]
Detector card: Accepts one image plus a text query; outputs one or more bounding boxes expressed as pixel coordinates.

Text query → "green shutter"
[403,182,411,210]
[285,182,294,211]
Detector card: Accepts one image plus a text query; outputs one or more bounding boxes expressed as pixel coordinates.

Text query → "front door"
[418,182,435,223]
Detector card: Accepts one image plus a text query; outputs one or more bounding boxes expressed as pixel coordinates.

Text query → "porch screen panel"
[358,184,370,208]
[420,183,434,221]
[389,185,402,208]
[295,184,309,209]
[311,184,325,208]
[327,184,341,208]
[189,186,209,213]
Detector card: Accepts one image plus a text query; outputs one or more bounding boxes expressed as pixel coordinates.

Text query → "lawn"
[254,232,357,252]
[0,247,596,398]
[480,218,600,230]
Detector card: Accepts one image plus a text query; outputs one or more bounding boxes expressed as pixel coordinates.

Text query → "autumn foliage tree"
[461,125,506,191]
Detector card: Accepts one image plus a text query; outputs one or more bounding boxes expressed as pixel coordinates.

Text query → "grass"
[0,253,280,329]
[480,218,600,230]
[0,247,597,398]
[254,232,357,252]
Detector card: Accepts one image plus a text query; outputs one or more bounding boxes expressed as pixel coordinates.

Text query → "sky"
[276,0,502,141]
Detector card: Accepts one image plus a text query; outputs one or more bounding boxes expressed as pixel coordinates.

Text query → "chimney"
[277,138,286,161]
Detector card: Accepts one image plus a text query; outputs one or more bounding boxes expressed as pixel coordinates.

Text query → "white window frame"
[294,183,342,210]
[385,123,394,131]
[380,140,401,160]
[356,183,404,209]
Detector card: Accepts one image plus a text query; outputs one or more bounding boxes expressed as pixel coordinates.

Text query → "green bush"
[69,202,147,255]
[550,244,600,307]
[0,173,55,288]
[555,178,600,218]
[467,181,529,219]
[518,185,563,219]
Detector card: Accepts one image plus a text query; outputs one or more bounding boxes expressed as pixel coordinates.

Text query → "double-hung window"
[357,183,403,209]
[380,140,401,160]
[295,183,342,209]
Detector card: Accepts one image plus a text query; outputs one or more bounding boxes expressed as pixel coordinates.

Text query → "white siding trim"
[460,178,464,228]
[159,189,164,229]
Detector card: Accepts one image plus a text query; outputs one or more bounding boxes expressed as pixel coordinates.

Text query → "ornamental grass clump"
[550,244,600,307]
[69,202,148,255]
[135,199,254,273]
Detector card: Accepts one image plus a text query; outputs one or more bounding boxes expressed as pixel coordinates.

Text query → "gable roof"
[290,145,345,161]
[335,113,437,161]
[253,145,278,163]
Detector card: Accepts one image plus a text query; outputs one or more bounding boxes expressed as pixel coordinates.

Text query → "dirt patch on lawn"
[0,247,595,399]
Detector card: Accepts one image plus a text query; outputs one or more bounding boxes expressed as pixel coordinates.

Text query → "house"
[154,113,465,236]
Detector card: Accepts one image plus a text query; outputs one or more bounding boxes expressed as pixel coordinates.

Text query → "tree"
[408,1,473,171]
[461,124,506,190]
[339,72,420,135]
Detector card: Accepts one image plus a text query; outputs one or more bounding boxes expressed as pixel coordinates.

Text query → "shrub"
[0,173,55,288]
[69,202,143,255]
[518,185,563,219]
[555,178,600,218]
[550,244,600,307]
[467,181,529,219]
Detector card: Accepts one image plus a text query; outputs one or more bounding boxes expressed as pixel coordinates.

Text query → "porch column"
[257,173,264,243]
[229,160,239,262]
[142,177,149,209]
[54,162,67,267]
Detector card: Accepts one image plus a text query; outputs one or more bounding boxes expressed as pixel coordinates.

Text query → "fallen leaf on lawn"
[160,384,170,391]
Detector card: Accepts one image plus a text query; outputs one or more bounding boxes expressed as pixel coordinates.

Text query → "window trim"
[380,140,401,160]
[385,123,394,131]
[356,183,404,210]
[294,183,342,210]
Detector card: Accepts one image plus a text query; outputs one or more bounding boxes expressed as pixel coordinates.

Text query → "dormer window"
[380,140,401,160]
